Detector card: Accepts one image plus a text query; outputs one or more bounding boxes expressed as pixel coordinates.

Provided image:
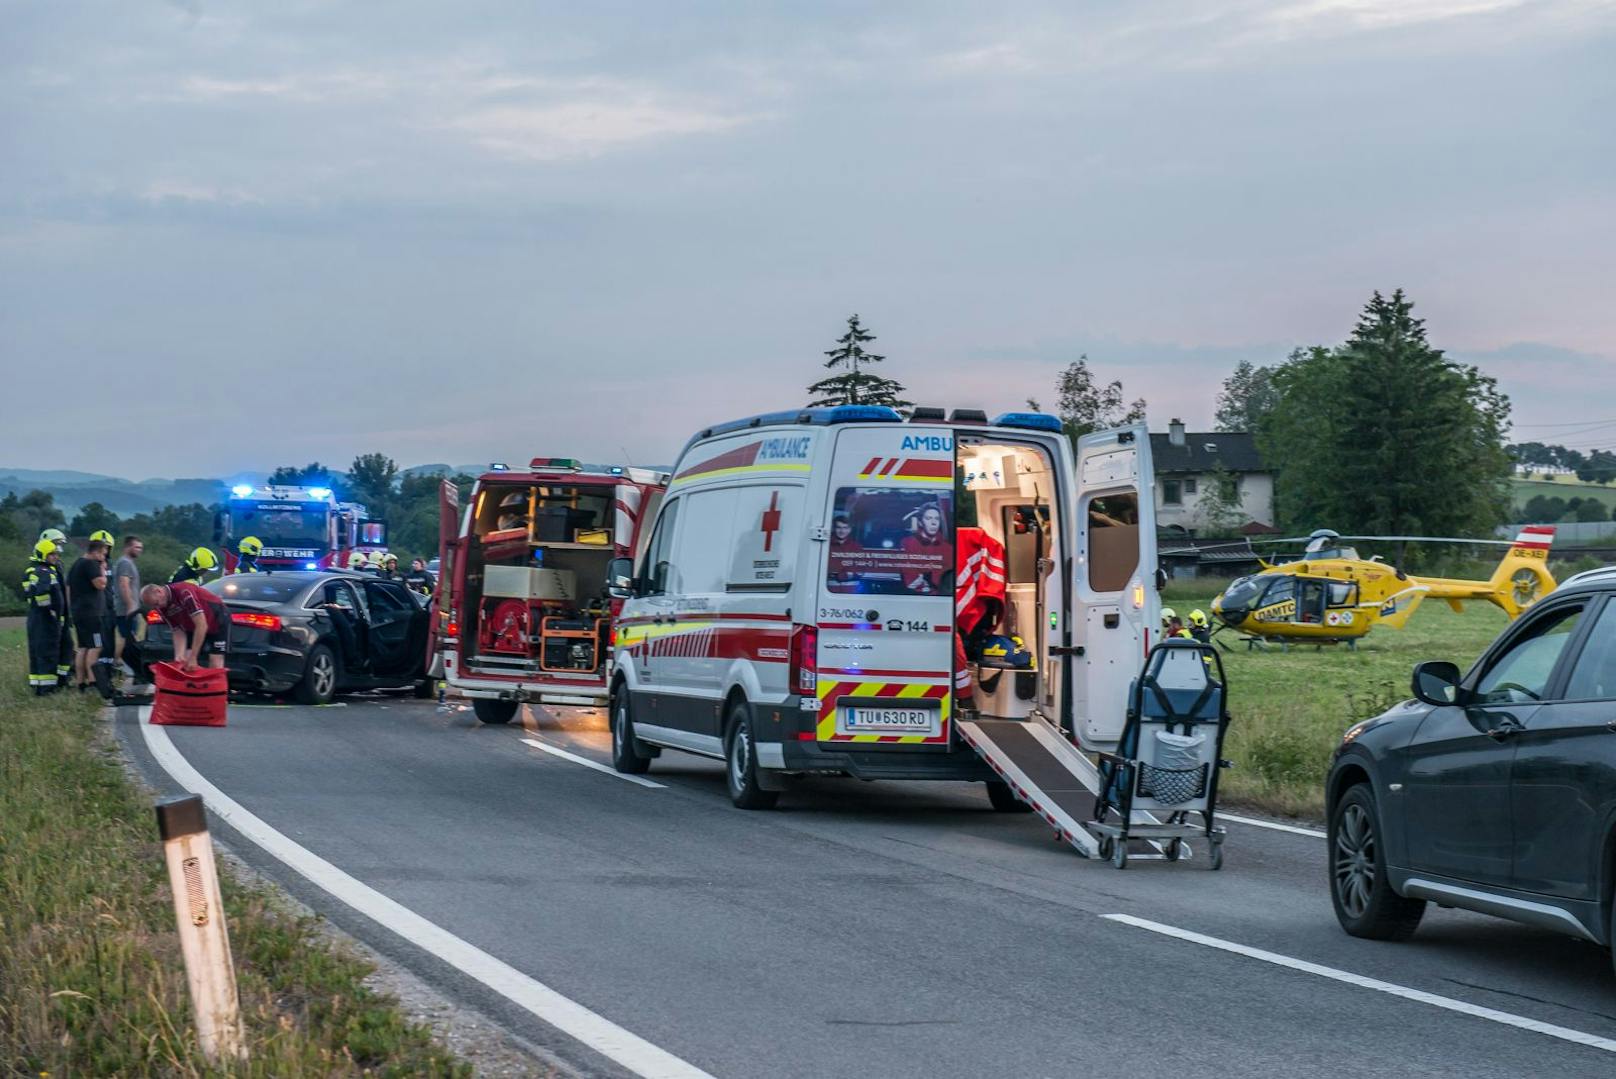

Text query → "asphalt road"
[118,697,1616,1078]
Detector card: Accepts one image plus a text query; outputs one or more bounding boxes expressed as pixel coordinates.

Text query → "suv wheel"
[725,701,779,810]
[610,689,652,774]
[1329,784,1425,940]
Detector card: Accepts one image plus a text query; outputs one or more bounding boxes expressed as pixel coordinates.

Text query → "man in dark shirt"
[141,581,230,671]
[404,558,436,595]
[67,538,113,698]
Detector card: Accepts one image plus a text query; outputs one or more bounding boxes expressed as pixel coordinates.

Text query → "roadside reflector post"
[154,794,247,1063]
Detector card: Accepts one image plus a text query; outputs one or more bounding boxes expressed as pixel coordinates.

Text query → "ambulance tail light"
[231,612,282,632]
[790,625,818,696]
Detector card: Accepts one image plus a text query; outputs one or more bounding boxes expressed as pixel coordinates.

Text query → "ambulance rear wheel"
[985,780,1032,813]
[611,690,652,774]
[473,698,518,725]
[725,703,779,810]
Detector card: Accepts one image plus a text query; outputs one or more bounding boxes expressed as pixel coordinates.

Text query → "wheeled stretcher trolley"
[1092,639,1232,870]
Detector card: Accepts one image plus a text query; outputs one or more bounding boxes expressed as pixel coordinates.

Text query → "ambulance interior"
[956,440,1064,721]
[460,481,618,676]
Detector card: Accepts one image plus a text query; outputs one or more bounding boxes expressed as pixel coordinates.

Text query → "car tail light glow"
[790,625,817,696]
[146,609,162,624]
[231,612,282,631]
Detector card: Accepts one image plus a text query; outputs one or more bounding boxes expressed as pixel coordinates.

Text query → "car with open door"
[140,571,431,704]
[1326,566,1616,973]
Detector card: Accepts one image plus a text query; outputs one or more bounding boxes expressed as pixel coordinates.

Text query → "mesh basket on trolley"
[1091,639,1232,870]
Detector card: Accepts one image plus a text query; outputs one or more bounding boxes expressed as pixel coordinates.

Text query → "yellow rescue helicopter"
[1209,526,1557,648]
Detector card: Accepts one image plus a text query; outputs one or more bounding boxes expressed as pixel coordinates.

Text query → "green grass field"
[1513,476,1616,513]
[0,629,470,1077]
[1163,580,1512,819]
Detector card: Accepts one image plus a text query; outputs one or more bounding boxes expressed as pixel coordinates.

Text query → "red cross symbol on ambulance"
[760,491,782,552]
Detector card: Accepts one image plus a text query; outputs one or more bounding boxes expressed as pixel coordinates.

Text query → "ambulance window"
[677,488,738,594]
[826,487,954,597]
[729,485,799,591]
[1086,493,1139,592]
[640,499,681,596]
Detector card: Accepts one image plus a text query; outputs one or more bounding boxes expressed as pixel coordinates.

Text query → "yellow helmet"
[239,535,263,557]
[89,529,115,546]
[383,552,398,565]
[369,551,388,567]
[39,527,66,545]
[348,551,368,569]
[33,538,58,560]
[1189,609,1209,627]
[1160,606,1178,623]
[187,547,219,571]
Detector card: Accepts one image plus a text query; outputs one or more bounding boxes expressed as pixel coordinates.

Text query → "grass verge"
[1165,587,1510,819]
[0,628,469,1077]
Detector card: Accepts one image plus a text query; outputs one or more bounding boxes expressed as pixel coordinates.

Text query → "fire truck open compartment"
[460,480,619,677]
[956,438,1063,721]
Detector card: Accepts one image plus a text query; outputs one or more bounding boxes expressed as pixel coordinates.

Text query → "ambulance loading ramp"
[957,716,1107,858]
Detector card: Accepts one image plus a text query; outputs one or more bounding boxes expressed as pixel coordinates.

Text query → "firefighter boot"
[92,662,115,702]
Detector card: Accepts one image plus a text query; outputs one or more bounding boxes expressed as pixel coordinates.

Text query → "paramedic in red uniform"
[140,582,230,671]
[900,503,948,594]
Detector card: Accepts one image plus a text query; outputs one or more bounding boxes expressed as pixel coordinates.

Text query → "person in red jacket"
[900,503,949,594]
[140,582,230,671]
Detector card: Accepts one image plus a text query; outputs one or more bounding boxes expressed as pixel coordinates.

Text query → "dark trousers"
[26,610,60,688]
[116,614,149,683]
[56,619,73,684]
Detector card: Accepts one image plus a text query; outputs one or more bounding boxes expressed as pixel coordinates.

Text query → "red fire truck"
[216,484,387,572]
[433,458,668,724]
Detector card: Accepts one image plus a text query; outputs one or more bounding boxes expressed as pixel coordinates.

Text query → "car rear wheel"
[985,780,1032,813]
[610,690,652,774]
[473,698,519,725]
[725,701,779,810]
[1329,784,1425,940]
[294,644,337,706]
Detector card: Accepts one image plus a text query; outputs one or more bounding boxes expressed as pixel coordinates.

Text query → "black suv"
[1326,568,1616,971]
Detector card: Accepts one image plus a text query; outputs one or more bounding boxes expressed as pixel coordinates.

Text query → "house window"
[1183,478,1197,495]
[1163,480,1182,506]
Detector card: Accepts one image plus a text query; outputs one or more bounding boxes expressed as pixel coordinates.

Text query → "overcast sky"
[3,0,1613,479]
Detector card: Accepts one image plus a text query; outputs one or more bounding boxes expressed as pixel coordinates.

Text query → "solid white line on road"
[521,737,666,789]
[1103,913,1616,1055]
[136,711,712,1079]
[1219,813,1327,839]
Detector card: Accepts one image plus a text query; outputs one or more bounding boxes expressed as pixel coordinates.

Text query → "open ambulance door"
[1071,424,1159,751]
[426,478,462,679]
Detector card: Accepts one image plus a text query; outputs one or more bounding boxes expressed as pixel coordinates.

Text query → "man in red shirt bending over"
[140,582,230,671]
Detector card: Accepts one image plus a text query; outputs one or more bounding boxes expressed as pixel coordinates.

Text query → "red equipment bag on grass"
[149,661,229,727]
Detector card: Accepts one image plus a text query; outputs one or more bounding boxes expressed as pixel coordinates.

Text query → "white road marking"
[1104,914,1616,1055]
[1219,812,1326,839]
[136,710,711,1079]
[520,737,666,789]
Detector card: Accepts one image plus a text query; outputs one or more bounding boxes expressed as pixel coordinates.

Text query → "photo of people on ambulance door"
[826,488,955,596]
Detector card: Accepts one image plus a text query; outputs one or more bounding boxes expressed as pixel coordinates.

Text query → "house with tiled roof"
[1149,419,1276,533]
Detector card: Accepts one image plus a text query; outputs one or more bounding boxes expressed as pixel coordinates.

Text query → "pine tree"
[808,314,910,408]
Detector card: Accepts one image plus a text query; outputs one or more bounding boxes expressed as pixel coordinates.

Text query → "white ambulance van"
[606,405,1158,811]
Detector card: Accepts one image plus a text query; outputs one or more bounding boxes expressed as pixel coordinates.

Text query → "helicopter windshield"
[1221,576,1265,609]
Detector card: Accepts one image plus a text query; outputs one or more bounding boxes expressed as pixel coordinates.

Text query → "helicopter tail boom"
[1416,526,1556,620]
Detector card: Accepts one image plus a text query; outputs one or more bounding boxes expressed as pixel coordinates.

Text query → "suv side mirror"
[607,556,635,599]
[1412,660,1463,707]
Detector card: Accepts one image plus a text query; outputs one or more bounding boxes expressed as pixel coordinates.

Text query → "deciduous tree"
[1052,355,1145,444]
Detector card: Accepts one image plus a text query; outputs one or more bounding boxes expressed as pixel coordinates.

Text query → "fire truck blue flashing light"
[608,466,625,476]
[306,562,318,570]
[991,412,1064,433]
[231,484,253,498]
[308,487,332,500]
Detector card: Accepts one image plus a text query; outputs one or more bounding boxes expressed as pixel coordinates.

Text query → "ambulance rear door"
[1071,424,1159,750]
[427,477,462,676]
[815,426,957,748]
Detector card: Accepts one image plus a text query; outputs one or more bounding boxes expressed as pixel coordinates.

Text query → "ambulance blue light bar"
[823,405,902,424]
[692,405,903,447]
[992,412,1064,433]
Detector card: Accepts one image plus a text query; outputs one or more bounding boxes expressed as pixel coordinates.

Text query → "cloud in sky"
[1,0,1612,476]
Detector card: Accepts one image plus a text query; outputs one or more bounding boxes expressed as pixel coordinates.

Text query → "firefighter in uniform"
[170,547,218,584]
[235,535,264,574]
[39,528,74,685]
[1187,608,1212,643]
[347,551,369,572]
[22,539,68,695]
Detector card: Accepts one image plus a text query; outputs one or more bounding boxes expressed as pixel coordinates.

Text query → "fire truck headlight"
[232,485,252,498]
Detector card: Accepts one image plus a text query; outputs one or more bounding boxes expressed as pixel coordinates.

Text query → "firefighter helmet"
[348,552,368,570]
[187,548,219,572]
[238,535,264,557]
[33,538,58,560]
[39,527,66,544]
[1188,608,1210,628]
[89,529,115,547]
